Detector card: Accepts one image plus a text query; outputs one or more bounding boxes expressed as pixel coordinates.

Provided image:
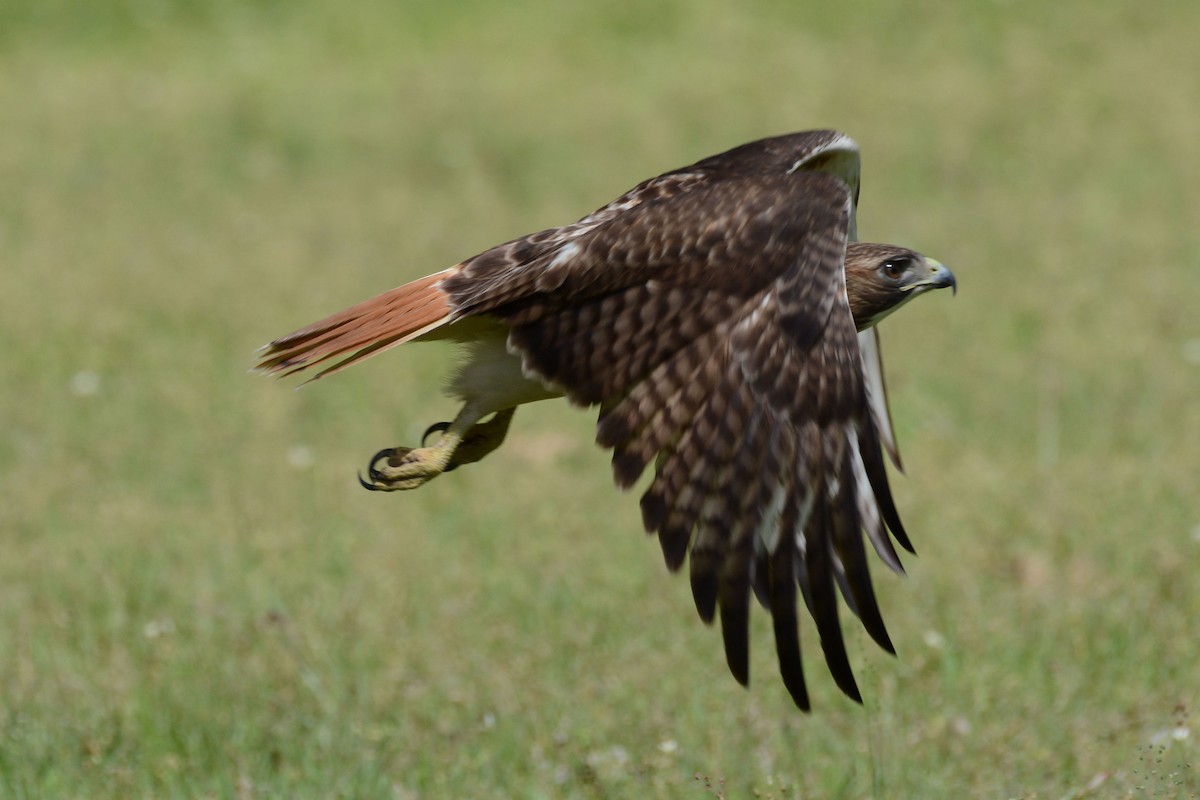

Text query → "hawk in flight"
[256,130,955,710]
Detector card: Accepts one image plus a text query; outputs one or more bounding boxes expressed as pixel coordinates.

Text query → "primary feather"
[256,130,956,709]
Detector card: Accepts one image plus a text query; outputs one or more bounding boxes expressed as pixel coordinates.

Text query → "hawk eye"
[881,259,908,280]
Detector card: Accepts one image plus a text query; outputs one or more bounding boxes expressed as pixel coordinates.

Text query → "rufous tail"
[255,270,453,381]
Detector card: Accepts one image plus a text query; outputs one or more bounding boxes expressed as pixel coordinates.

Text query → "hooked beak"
[905,257,957,296]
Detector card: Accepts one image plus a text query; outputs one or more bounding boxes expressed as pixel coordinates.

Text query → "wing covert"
[481,167,909,709]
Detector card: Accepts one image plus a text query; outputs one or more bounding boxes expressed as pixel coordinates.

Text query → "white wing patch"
[754,475,789,555]
[848,424,904,574]
[786,133,861,205]
[547,241,580,269]
[858,328,903,471]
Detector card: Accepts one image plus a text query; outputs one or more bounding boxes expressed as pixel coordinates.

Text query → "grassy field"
[3,0,1199,796]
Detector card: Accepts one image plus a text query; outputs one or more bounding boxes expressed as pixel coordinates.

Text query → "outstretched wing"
[257,130,912,708]
[444,129,900,474]
[444,130,861,314]
[440,134,911,709]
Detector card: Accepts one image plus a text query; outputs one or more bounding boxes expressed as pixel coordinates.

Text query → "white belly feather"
[420,317,561,413]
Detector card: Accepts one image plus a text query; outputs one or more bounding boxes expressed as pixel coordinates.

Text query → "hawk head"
[844,244,956,330]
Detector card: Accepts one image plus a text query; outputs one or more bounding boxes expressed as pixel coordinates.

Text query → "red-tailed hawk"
[256,130,955,710]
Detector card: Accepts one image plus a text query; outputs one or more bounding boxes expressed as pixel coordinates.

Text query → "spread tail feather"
[255,270,453,381]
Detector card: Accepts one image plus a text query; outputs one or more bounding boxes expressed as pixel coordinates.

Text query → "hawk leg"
[359,407,516,491]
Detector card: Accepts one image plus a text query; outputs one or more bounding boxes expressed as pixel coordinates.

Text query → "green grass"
[3,0,1199,796]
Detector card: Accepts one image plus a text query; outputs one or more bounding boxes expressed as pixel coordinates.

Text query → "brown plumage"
[256,130,956,710]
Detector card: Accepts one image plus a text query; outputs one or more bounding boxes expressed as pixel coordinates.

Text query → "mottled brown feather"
[769,434,809,710]
[480,158,907,708]
[257,130,933,710]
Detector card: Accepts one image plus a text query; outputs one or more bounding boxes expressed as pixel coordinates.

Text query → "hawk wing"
[258,131,913,708]
[437,132,912,709]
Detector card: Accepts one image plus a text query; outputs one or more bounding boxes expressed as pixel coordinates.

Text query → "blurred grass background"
[2,0,1199,796]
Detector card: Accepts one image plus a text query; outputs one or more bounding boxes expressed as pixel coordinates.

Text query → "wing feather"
[259,130,918,709]
[481,147,911,707]
[801,472,861,703]
[282,131,904,709]
[859,328,903,470]
[829,428,895,654]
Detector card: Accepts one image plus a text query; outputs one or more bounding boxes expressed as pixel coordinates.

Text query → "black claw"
[422,421,452,447]
[358,472,380,491]
[367,447,397,482]
[364,446,414,486]
[368,447,399,466]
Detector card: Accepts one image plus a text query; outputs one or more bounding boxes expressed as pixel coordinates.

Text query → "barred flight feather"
[255,129,956,710]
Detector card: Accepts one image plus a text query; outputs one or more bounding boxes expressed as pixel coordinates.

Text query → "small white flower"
[287,445,315,469]
[586,745,629,777]
[69,370,101,397]
[923,630,946,650]
[143,617,175,639]
[1150,726,1190,746]
[658,738,679,755]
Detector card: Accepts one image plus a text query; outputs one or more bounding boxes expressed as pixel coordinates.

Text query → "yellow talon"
[358,407,516,491]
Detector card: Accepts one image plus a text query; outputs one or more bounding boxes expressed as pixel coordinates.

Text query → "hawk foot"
[357,408,516,492]
[358,444,449,491]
